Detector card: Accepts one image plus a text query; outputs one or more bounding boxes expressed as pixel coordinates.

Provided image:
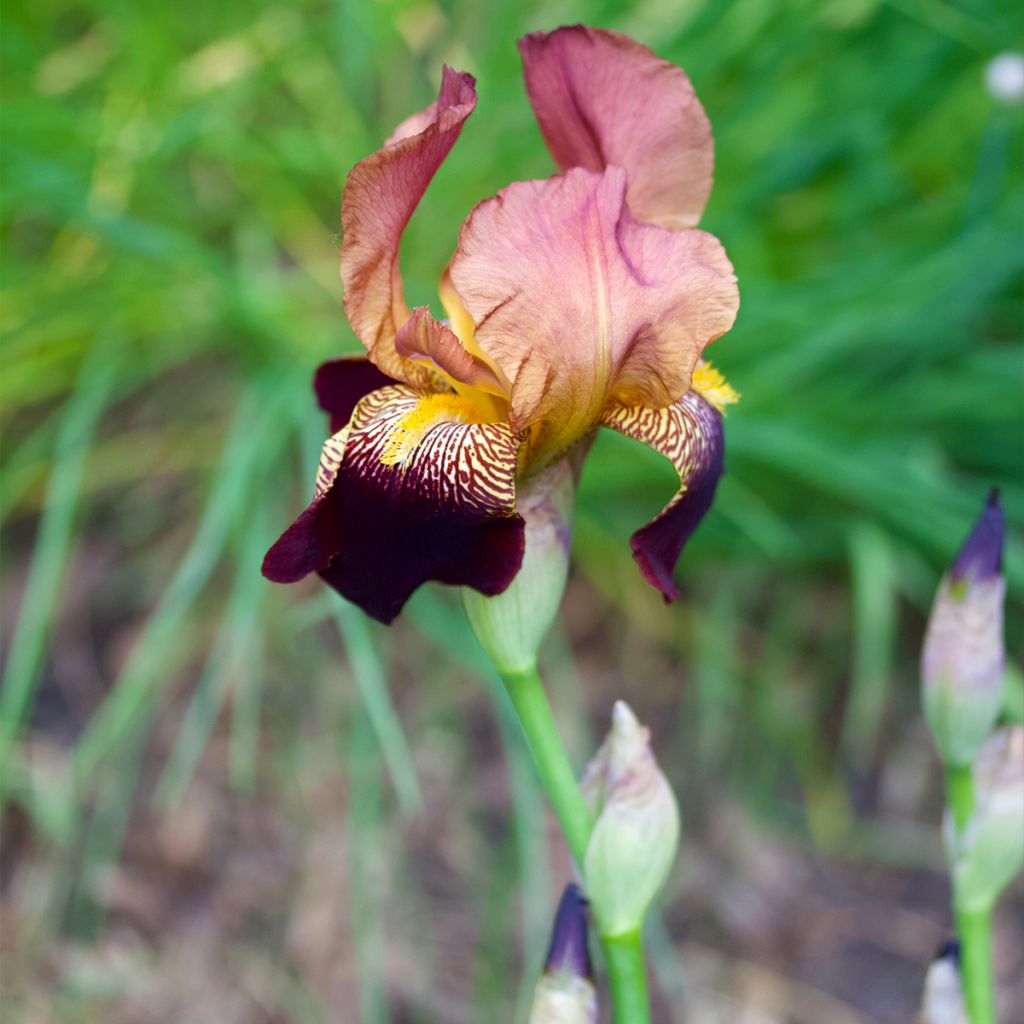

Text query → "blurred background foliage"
[2,0,1022,1021]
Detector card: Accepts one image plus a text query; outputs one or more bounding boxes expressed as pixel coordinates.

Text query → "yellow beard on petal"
[692,361,740,414]
[379,393,490,469]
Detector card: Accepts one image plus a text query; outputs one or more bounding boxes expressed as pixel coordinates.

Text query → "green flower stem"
[501,665,592,868]
[602,929,650,1024]
[945,762,994,1024]
[500,665,651,1024]
[945,762,974,834]
[955,905,995,1024]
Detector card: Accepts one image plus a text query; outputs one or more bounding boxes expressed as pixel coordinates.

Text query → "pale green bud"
[918,941,967,1024]
[921,492,1005,766]
[464,459,574,675]
[580,701,680,937]
[946,726,1024,912]
[528,885,597,1024]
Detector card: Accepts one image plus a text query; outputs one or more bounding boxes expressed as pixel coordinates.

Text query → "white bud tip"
[611,700,640,736]
[986,53,1024,104]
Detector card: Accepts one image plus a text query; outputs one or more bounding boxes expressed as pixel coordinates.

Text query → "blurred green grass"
[2,0,1023,1021]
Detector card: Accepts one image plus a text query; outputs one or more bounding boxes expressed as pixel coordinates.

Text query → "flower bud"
[919,940,967,1024]
[921,491,1006,766]
[528,884,597,1024]
[464,459,574,675]
[580,701,680,937]
[946,726,1024,912]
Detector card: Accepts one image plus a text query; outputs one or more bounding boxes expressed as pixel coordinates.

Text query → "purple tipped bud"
[529,884,597,1024]
[950,490,1003,584]
[921,492,1006,766]
[544,884,592,980]
[919,939,967,1024]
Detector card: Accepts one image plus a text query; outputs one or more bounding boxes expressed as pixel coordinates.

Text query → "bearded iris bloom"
[262,26,740,623]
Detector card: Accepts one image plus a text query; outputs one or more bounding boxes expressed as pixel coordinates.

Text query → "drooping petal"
[341,67,477,381]
[449,167,738,469]
[601,390,724,601]
[313,357,396,433]
[519,26,713,229]
[394,307,509,400]
[262,386,525,623]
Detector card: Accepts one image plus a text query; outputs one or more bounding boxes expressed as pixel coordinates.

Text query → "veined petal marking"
[346,386,518,513]
[602,390,724,601]
[314,426,350,499]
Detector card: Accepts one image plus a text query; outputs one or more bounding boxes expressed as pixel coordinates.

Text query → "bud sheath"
[581,701,680,938]
[464,459,574,675]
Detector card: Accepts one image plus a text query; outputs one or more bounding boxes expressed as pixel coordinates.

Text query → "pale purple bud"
[921,491,1006,765]
[581,701,680,937]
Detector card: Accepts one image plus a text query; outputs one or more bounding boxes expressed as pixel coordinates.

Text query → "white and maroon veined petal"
[601,390,724,601]
[262,386,525,623]
[519,26,714,229]
[341,67,476,382]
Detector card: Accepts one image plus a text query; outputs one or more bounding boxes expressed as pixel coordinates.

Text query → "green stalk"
[500,665,652,1024]
[945,762,994,1024]
[602,930,650,1024]
[945,763,974,834]
[955,906,995,1024]
[501,666,592,869]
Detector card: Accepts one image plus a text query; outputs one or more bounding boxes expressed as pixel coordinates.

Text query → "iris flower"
[263,26,740,623]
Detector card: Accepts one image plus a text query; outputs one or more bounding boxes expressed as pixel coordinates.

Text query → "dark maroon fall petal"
[602,390,724,602]
[261,488,344,584]
[313,358,395,433]
[262,386,525,624]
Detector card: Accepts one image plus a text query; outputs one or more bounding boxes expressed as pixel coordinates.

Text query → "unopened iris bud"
[946,726,1024,912]
[528,884,597,1024]
[919,940,967,1024]
[464,459,574,675]
[580,701,680,937]
[922,491,1006,766]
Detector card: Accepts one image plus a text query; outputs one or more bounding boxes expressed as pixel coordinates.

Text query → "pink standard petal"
[341,67,477,381]
[602,391,724,601]
[520,26,714,229]
[449,167,738,469]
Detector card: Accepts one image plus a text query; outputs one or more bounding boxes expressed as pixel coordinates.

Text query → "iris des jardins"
[263,26,740,622]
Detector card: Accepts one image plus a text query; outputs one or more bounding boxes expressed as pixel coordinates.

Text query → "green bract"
[464,460,574,675]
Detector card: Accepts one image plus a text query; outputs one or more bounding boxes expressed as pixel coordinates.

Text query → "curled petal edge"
[341,67,477,383]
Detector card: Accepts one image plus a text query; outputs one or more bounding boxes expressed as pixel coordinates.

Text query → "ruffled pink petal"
[341,67,476,382]
[519,26,713,229]
[394,307,509,398]
[313,357,395,433]
[601,391,724,601]
[262,386,524,623]
[448,167,738,469]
